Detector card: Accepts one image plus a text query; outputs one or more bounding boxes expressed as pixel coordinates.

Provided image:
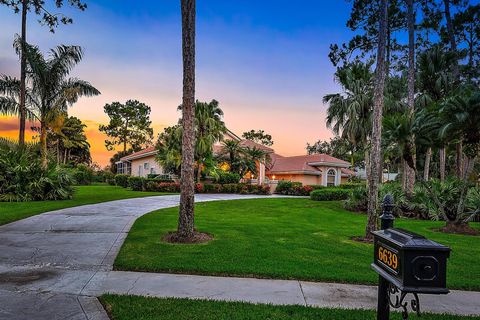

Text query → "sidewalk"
[83,271,480,317]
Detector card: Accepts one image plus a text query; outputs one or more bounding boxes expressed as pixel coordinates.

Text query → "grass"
[115,198,480,291]
[100,295,480,320]
[0,184,174,226]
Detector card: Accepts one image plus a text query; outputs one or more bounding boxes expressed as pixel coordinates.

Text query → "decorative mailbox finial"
[380,194,394,230]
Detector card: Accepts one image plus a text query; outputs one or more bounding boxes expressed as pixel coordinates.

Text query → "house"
[266,153,353,187]
[116,129,355,187]
[116,146,163,177]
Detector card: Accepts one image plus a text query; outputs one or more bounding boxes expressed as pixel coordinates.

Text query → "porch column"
[259,161,265,185]
[336,168,341,186]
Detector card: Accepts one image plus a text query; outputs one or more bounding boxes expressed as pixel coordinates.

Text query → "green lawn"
[100,295,480,320]
[114,198,480,291]
[0,184,173,226]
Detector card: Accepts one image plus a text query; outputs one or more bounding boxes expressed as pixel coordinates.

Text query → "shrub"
[241,184,271,195]
[103,171,115,185]
[344,186,368,212]
[0,140,74,201]
[310,188,350,201]
[308,185,325,190]
[72,164,94,185]
[217,171,241,184]
[338,182,365,189]
[115,174,130,188]
[275,181,312,196]
[128,176,145,191]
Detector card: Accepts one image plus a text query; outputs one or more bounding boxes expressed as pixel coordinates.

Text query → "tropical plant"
[178,99,226,181]
[155,125,183,175]
[0,42,100,168]
[0,137,74,201]
[48,115,91,164]
[1,0,87,144]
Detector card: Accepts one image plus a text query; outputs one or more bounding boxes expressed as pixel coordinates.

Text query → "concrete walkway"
[0,194,479,319]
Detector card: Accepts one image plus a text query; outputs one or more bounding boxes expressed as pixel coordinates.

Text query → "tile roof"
[267,154,350,174]
[120,146,156,161]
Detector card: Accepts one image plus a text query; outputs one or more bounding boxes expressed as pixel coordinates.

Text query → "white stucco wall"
[130,155,163,177]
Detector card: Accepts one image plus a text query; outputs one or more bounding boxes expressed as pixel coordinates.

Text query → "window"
[327,169,336,187]
[144,162,149,170]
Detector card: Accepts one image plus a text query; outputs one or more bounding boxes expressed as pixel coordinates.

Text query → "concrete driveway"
[0,194,275,320]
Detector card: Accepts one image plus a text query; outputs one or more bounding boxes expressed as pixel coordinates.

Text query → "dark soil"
[350,236,374,244]
[434,223,479,236]
[163,231,214,244]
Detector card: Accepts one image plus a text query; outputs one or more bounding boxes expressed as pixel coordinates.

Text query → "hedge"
[310,188,350,201]
[115,174,130,188]
[127,177,270,195]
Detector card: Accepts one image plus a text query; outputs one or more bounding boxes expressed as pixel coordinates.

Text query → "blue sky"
[0,1,355,164]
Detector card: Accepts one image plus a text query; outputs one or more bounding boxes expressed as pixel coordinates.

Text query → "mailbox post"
[377,194,395,320]
[372,195,451,320]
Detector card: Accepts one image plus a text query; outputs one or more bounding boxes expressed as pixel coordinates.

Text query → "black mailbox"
[372,228,450,294]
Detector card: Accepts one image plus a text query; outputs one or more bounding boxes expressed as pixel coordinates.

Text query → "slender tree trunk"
[196,160,202,182]
[365,149,370,188]
[18,0,27,145]
[401,159,407,191]
[406,0,416,197]
[443,0,460,80]
[424,147,432,181]
[455,142,463,178]
[177,0,196,240]
[56,139,60,163]
[40,120,47,169]
[439,147,446,182]
[366,0,388,240]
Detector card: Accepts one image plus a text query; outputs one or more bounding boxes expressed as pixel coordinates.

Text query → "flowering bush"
[275,181,313,196]
[138,180,271,195]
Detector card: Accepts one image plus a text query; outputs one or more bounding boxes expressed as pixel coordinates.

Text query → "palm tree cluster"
[0,41,99,168]
[326,0,479,235]
[156,100,269,182]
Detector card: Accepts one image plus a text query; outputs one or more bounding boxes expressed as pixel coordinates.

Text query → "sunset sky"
[0,1,355,166]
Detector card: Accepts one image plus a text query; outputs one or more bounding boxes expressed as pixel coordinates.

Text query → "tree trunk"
[405,0,416,197]
[56,139,60,163]
[366,0,388,240]
[18,0,27,145]
[443,0,460,80]
[364,149,370,188]
[424,147,432,181]
[196,160,202,182]
[439,147,446,182]
[455,142,463,179]
[401,159,407,191]
[177,0,196,240]
[40,120,47,169]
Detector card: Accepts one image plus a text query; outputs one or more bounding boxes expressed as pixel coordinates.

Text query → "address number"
[378,246,399,272]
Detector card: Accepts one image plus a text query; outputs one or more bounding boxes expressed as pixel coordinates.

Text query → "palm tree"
[156,125,183,175]
[48,116,90,164]
[177,0,196,241]
[366,0,388,240]
[416,46,456,182]
[241,146,270,179]
[0,42,100,168]
[218,139,244,174]
[179,99,226,181]
[323,61,373,178]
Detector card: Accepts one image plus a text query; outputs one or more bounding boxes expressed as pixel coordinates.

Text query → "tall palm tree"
[323,61,373,177]
[49,116,90,164]
[416,46,456,181]
[177,0,196,241]
[0,42,100,168]
[179,99,226,181]
[366,0,388,241]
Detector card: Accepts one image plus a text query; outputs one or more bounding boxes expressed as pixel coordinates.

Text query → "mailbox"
[372,227,450,294]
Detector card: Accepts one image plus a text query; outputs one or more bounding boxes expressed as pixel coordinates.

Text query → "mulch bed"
[163,231,214,244]
[350,236,374,244]
[433,223,479,236]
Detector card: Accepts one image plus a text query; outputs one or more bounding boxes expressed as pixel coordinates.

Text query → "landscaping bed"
[114,198,480,291]
[100,295,480,320]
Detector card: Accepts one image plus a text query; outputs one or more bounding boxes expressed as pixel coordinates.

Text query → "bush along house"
[115,129,355,190]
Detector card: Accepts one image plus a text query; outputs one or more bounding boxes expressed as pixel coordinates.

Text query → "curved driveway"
[0,194,277,320]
